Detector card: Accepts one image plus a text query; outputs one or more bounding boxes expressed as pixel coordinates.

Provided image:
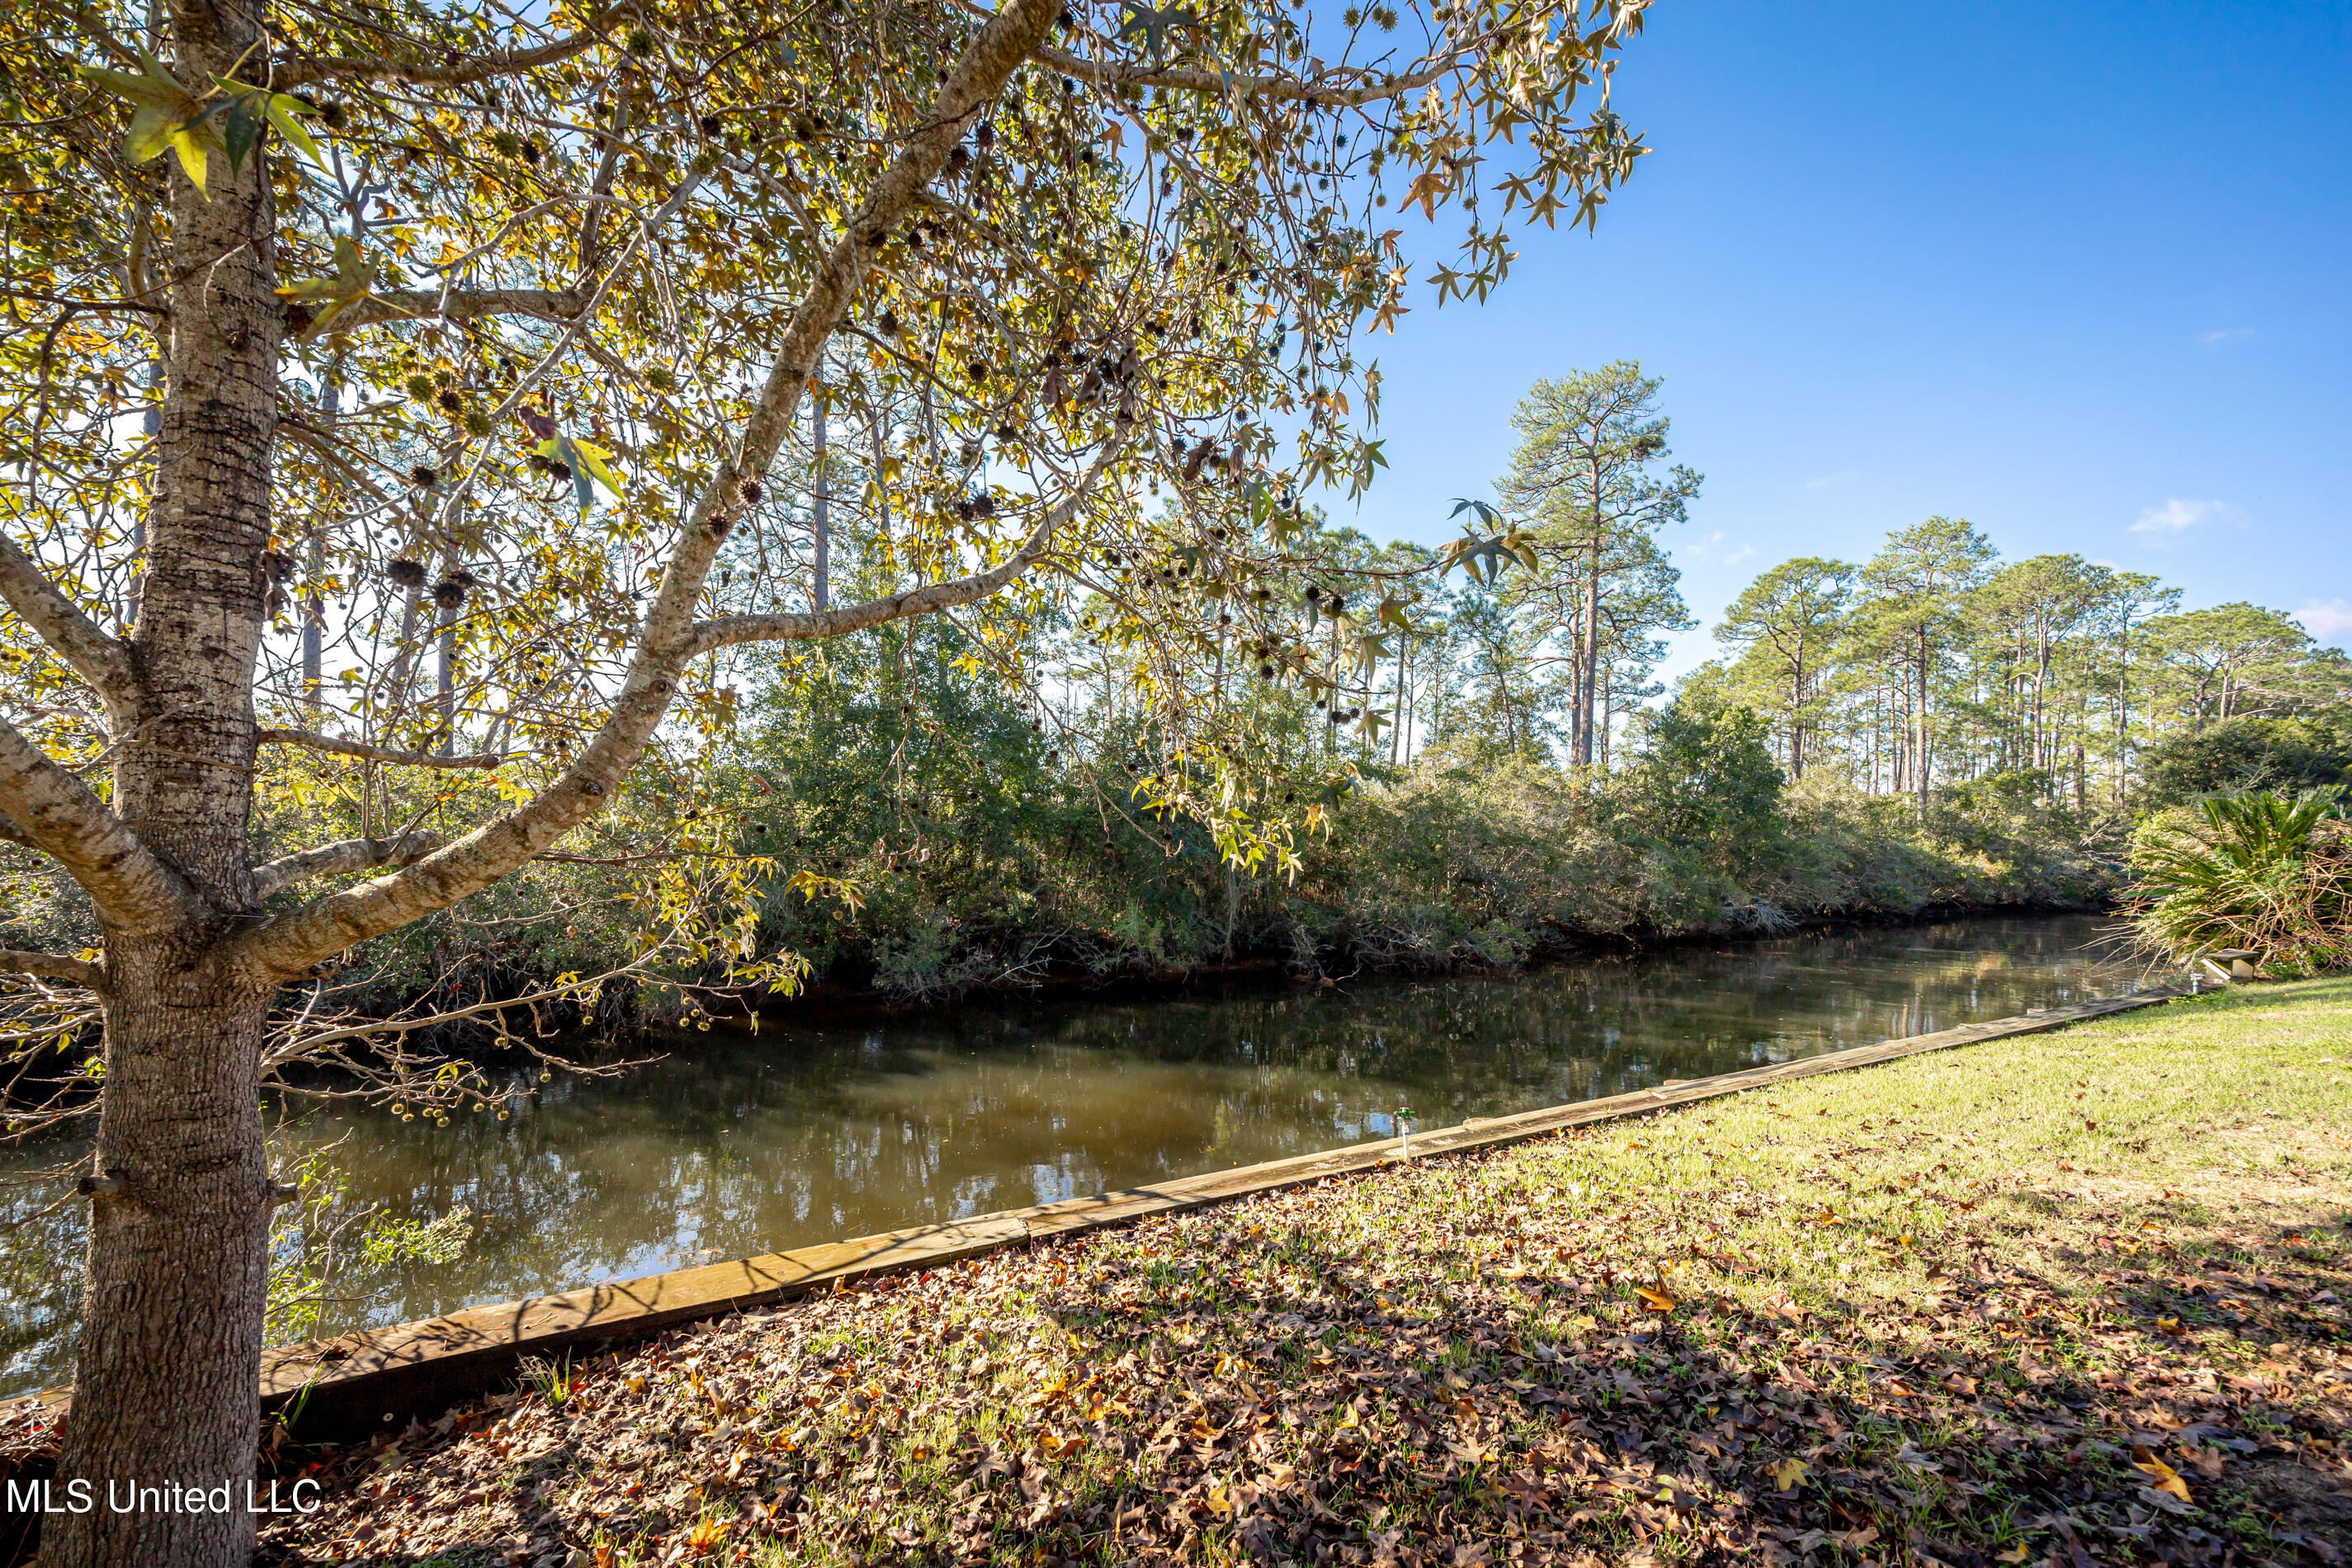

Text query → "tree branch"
[688,446,1117,656]
[0,719,194,935]
[227,0,1069,986]
[257,728,509,769]
[1029,41,1464,106]
[269,13,621,93]
[335,286,583,333]
[251,832,444,902]
[0,535,139,711]
[0,950,104,989]
[35,0,141,69]
[0,810,36,852]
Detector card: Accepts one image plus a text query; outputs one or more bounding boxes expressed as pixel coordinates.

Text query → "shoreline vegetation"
[194,975,2352,1567]
[701,896,2121,1027]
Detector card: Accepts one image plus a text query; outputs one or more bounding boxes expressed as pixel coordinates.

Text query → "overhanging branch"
[0,536,139,711]
[269,12,621,92]
[1029,41,1464,106]
[335,286,584,333]
[227,0,1070,988]
[687,445,1117,656]
[0,719,194,935]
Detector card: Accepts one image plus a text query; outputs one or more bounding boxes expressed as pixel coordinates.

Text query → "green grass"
[264,980,2352,1568]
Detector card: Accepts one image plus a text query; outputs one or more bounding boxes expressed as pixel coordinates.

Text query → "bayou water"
[1,914,2148,1397]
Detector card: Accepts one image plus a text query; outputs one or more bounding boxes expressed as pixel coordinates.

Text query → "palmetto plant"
[2126,788,2351,977]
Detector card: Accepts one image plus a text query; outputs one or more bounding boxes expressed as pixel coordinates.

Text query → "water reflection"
[1,914,2138,1396]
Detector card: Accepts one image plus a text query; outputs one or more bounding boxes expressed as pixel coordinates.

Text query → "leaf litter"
[205,982,2352,1566]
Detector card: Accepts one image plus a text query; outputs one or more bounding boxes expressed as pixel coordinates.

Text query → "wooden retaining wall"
[21,987,2182,1443]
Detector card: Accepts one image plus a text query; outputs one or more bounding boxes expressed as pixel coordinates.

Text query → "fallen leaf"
[2132,1446,2192,1503]
[1634,1285,1678,1313]
[1771,1457,1808,1491]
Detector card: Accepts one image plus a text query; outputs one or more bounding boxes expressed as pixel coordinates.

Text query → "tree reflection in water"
[0,914,2137,1396]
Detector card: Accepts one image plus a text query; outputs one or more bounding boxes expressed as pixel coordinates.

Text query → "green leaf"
[1448,496,1502,529]
[1117,1,1196,64]
[76,62,178,109]
[223,94,265,176]
[264,93,325,166]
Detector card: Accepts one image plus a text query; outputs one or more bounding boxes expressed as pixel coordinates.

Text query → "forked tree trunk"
[45,0,281,1561]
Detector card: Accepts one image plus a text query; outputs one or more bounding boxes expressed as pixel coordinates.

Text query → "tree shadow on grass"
[946,1191,2351,1566]
[243,1157,2350,1568]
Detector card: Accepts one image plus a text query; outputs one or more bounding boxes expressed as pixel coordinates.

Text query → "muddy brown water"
[1,914,2149,1398]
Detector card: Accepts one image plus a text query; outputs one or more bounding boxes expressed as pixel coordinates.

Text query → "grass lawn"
[260,979,2352,1568]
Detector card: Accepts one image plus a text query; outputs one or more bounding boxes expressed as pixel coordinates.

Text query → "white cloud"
[1684,532,1757,570]
[2296,598,2352,647]
[2129,498,2244,541]
[2198,327,2255,346]
[1803,470,1858,490]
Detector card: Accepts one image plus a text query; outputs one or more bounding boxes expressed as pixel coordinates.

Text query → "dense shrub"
[2124,788,2351,977]
[2137,711,2352,808]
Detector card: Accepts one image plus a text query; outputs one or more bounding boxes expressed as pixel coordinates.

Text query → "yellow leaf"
[1771,1457,1808,1491]
[1634,1285,1678,1313]
[167,124,210,195]
[2132,1447,2191,1503]
[1996,1547,2031,1564]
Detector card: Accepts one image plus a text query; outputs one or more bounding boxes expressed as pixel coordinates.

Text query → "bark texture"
[42,0,282,1558]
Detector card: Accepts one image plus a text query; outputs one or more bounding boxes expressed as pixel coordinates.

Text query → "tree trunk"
[1390,642,1406,766]
[2114,656,2130,809]
[1575,536,1601,767]
[1788,664,1805,782]
[436,549,457,755]
[810,384,830,613]
[45,966,273,1568]
[1914,629,1931,822]
[46,2,281,1563]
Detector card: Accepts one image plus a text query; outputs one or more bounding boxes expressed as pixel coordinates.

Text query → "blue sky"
[1334,0,2352,678]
